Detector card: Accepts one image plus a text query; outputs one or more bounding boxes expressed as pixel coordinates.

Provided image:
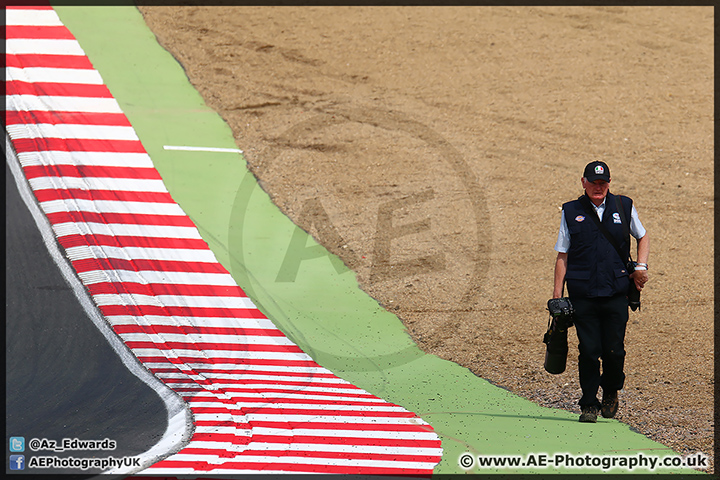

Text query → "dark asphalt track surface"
[5,161,169,475]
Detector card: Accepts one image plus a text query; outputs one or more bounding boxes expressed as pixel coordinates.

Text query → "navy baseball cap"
[583,161,610,182]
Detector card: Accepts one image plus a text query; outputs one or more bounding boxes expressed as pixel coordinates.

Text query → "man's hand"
[630,270,648,290]
[633,233,650,292]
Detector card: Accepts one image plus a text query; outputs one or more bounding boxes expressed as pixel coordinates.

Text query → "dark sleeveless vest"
[562,192,633,298]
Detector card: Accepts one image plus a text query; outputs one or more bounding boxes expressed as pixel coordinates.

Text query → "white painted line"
[163,145,243,154]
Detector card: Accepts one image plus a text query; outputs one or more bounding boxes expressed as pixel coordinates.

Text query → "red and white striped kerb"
[5,4,443,475]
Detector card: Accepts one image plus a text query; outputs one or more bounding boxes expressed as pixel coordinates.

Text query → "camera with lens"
[543,297,574,374]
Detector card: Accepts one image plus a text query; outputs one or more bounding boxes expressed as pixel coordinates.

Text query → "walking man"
[553,161,649,422]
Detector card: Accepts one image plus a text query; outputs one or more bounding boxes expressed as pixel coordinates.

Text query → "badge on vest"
[613,212,622,224]
[575,215,585,222]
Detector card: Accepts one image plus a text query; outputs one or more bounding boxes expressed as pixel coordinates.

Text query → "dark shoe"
[579,405,598,423]
[601,390,619,418]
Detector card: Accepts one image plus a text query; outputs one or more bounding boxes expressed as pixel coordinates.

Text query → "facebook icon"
[10,454,25,470]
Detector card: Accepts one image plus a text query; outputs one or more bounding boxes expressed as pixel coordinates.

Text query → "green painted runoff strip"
[53,5,702,475]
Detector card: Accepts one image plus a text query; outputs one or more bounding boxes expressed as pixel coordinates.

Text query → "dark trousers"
[570,294,629,408]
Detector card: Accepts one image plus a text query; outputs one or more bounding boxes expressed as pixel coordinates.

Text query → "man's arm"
[631,233,649,290]
[636,232,649,265]
[553,252,568,298]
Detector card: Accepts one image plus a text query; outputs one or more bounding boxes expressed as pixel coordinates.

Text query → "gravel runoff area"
[138,6,714,473]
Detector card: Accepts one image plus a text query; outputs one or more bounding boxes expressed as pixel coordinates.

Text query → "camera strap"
[614,195,631,252]
[578,194,633,265]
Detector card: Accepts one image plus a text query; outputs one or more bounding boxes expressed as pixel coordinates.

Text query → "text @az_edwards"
[28,437,116,452]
